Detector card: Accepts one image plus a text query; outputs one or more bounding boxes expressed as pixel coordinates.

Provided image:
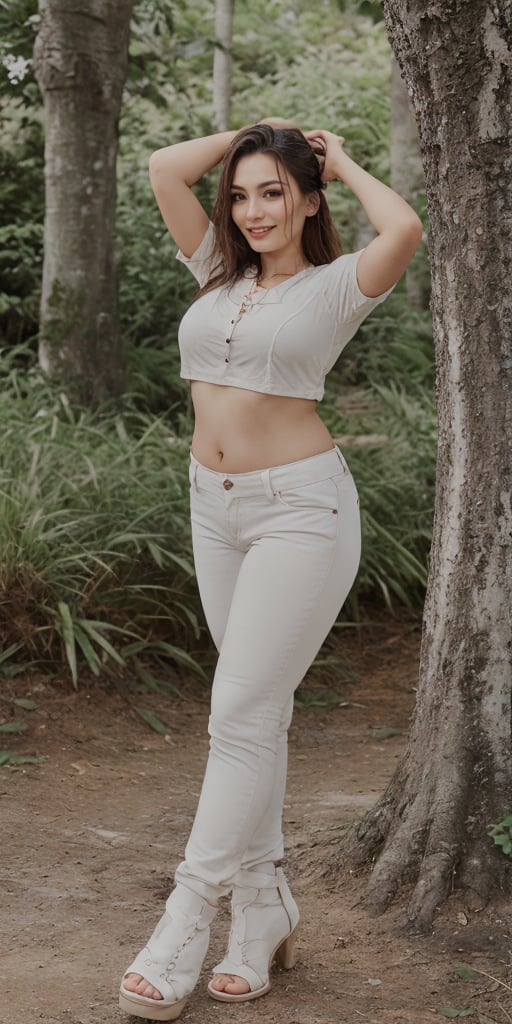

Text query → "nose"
[246,195,264,220]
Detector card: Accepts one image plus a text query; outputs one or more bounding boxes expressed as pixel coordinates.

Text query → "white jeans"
[174,446,361,903]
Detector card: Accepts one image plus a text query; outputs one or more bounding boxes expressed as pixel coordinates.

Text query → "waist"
[190,382,333,472]
[189,445,351,498]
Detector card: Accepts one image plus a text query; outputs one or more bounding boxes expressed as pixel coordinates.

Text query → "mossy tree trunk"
[33,0,134,403]
[343,0,512,931]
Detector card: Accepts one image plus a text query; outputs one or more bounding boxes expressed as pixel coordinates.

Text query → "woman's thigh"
[210,473,361,728]
[191,517,245,652]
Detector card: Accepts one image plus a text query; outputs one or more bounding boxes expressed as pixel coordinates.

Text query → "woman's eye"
[231,193,245,203]
[264,189,282,198]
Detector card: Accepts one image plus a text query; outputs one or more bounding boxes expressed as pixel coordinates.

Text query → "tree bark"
[33,0,134,403]
[343,0,512,931]
[390,55,426,307]
[213,0,234,132]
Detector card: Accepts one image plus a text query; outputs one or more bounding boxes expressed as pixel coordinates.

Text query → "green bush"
[0,352,206,686]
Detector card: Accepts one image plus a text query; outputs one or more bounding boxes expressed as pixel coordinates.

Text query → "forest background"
[0,0,434,691]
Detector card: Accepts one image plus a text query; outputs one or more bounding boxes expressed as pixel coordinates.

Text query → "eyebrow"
[230,179,287,191]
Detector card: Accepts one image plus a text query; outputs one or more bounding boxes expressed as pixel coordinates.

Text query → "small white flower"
[3,53,31,84]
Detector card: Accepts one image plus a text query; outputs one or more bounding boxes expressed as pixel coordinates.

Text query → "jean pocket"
[275,476,340,514]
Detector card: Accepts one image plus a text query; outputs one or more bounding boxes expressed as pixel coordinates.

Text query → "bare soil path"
[2,616,511,1024]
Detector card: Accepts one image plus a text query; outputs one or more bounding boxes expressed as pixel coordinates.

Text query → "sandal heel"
[274,924,299,970]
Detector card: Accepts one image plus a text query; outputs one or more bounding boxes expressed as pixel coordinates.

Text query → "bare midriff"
[189,381,334,473]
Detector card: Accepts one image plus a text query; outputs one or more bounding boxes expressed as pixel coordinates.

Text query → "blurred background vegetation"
[0,0,435,688]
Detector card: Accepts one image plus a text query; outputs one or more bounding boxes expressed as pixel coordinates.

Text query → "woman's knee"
[208,692,286,751]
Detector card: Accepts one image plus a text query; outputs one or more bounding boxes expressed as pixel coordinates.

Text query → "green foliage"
[0,352,206,684]
[0,110,44,345]
[321,366,435,612]
[134,706,171,734]
[0,0,38,93]
[488,813,512,858]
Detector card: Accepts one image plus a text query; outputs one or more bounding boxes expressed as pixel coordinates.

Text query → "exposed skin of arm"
[148,119,297,258]
[148,131,236,257]
[305,129,423,297]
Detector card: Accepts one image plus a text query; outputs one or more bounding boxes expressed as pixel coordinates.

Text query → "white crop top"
[177,222,393,401]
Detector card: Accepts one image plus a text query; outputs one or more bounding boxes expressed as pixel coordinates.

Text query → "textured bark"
[390,56,426,307]
[213,0,234,132]
[33,0,134,403]
[343,0,512,931]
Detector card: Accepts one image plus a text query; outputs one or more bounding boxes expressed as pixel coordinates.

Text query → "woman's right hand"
[304,129,347,182]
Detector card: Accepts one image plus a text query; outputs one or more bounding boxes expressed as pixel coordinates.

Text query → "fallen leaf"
[13,698,37,711]
[134,707,171,735]
[437,1009,476,1018]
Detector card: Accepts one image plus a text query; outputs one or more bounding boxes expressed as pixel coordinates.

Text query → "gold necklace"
[224,280,266,364]
[238,277,265,316]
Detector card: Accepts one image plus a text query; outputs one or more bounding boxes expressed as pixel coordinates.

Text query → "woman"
[119,119,422,1020]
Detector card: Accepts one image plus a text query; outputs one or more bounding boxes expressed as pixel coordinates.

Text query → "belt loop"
[189,455,199,491]
[261,467,274,500]
[334,445,349,475]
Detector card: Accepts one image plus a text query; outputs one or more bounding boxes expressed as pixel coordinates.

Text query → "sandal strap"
[234,868,280,892]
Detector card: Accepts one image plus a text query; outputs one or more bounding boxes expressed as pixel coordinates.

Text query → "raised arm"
[149,131,238,257]
[305,130,423,297]
[150,120,299,258]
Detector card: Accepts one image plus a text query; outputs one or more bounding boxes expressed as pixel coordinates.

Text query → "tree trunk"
[33,0,134,403]
[343,0,512,931]
[213,0,234,132]
[390,55,426,308]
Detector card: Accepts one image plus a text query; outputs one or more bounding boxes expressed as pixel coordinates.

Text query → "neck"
[258,251,309,284]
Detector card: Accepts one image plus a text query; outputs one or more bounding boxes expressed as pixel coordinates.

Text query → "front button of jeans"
[223,479,234,490]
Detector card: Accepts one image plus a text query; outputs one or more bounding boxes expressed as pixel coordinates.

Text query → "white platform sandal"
[207,862,299,1002]
[119,885,217,1021]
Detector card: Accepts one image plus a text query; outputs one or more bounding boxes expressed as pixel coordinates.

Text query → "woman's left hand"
[304,130,346,182]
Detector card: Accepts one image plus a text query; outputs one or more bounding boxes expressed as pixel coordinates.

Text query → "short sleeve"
[321,249,395,324]
[176,222,221,287]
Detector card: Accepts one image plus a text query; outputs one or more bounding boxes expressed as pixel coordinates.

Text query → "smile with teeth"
[248,226,274,237]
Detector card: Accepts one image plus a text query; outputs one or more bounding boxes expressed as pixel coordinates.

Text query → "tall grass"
[321,293,436,616]
[0,351,206,686]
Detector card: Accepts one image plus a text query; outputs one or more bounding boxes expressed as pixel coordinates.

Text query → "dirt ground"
[2,614,511,1024]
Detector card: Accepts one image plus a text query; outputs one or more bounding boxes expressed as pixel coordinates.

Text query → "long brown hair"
[197,124,342,298]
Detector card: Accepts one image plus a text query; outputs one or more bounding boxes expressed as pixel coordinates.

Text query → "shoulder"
[309,250,395,321]
[176,222,222,286]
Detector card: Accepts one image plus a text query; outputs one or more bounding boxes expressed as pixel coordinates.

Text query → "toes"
[123,973,163,1000]
[123,973,142,993]
[212,973,250,995]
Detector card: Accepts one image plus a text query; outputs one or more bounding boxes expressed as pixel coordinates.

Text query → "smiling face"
[229,152,318,265]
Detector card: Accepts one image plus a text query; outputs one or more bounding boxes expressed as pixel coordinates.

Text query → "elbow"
[405,211,424,251]
[148,148,166,179]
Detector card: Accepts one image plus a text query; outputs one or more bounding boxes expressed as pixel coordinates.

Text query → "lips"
[247,226,274,238]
